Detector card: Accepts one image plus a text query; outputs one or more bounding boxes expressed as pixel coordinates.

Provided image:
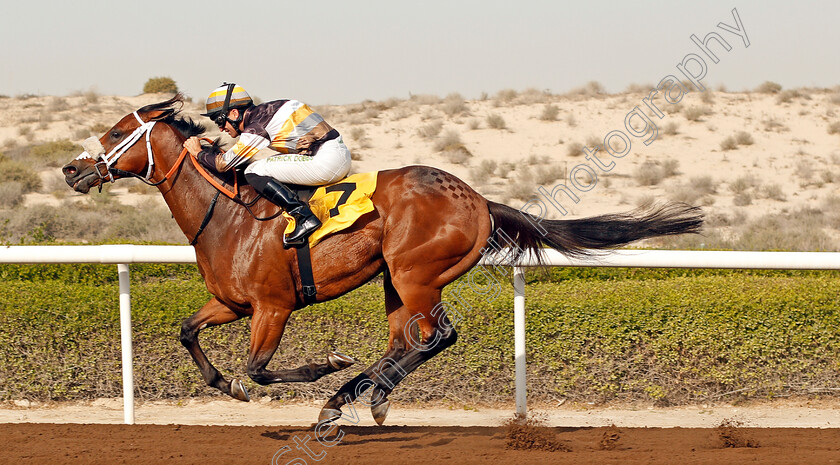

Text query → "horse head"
[62,94,203,193]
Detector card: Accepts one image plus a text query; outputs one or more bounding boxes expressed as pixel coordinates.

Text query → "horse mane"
[138,93,205,139]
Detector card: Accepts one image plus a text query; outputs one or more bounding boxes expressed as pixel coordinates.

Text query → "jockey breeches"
[244,137,352,186]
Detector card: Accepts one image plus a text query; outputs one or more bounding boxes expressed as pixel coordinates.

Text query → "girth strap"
[296,241,317,306]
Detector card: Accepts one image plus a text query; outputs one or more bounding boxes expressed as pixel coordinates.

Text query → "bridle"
[74,111,158,185]
[73,111,283,244]
[76,111,238,198]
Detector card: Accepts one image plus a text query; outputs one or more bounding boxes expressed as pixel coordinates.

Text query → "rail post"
[513,266,527,420]
[117,264,134,425]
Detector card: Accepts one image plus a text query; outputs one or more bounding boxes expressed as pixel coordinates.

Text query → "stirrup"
[283,210,321,248]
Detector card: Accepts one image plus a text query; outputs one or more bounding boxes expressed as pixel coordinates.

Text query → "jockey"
[183,82,352,248]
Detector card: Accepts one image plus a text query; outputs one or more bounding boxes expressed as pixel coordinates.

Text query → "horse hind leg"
[180,298,250,401]
[245,304,357,386]
[319,273,457,426]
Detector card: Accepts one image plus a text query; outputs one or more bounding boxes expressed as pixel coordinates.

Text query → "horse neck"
[152,128,239,246]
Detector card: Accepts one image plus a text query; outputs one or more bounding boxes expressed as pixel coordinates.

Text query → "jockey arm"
[185,131,271,174]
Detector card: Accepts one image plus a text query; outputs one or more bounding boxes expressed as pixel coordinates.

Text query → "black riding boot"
[258,179,322,248]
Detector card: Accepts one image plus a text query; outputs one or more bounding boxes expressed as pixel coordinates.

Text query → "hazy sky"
[1,0,838,105]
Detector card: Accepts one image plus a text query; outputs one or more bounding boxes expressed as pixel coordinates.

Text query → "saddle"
[282,171,378,306]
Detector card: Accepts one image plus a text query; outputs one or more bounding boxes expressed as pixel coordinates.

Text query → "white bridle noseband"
[75,111,157,182]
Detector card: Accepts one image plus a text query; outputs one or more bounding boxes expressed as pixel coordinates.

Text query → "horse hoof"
[327,351,357,370]
[371,400,391,426]
[230,379,250,402]
[318,407,343,424]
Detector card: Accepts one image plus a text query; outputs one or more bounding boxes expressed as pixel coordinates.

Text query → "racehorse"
[62,94,703,425]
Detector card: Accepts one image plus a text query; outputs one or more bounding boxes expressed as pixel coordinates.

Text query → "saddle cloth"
[283,171,378,247]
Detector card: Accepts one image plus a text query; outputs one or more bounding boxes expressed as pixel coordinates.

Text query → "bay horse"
[62,95,702,425]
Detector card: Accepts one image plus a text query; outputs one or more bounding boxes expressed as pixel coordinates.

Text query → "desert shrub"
[734,131,754,145]
[776,89,801,104]
[524,154,546,166]
[565,113,577,127]
[89,123,110,134]
[486,113,506,130]
[566,81,605,98]
[46,98,69,113]
[700,90,714,104]
[624,83,653,93]
[795,160,815,182]
[534,165,565,185]
[720,136,738,151]
[0,181,25,208]
[410,94,442,105]
[362,107,380,120]
[73,128,91,139]
[736,209,835,251]
[506,166,534,201]
[566,141,584,157]
[729,174,758,194]
[443,147,472,165]
[347,127,370,149]
[636,194,655,207]
[683,105,711,122]
[828,122,840,135]
[348,126,365,141]
[0,159,41,193]
[442,93,468,116]
[663,121,679,135]
[469,160,497,183]
[763,117,788,132]
[755,81,782,94]
[0,200,184,244]
[661,158,680,177]
[83,89,100,104]
[761,183,786,201]
[29,139,81,167]
[433,130,472,165]
[517,87,552,105]
[417,120,443,139]
[733,192,752,206]
[467,119,481,130]
[634,161,664,186]
[539,104,559,121]
[495,89,518,103]
[433,129,463,152]
[389,106,411,121]
[690,175,717,195]
[142,76,178,94]
[495,162,516,179]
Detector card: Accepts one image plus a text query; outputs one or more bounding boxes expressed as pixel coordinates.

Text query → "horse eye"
[111,131,121,139]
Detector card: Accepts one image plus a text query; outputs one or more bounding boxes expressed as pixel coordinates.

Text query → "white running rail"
[1,245,839,423]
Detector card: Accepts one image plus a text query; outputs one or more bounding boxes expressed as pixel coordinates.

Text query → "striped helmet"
[201,82,253,118]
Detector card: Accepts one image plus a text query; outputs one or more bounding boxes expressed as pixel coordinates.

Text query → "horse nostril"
[62,165,77,177]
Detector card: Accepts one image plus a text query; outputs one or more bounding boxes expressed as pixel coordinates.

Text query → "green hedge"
[0,264,838,405]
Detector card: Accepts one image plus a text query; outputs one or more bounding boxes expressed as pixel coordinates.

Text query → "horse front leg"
[179,298,250,401]
[246,304,357,386]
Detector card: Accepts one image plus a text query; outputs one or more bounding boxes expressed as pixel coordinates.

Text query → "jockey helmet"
[201,82,253,126]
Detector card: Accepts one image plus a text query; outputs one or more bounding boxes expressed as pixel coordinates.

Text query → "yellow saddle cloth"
[283,171,378,247]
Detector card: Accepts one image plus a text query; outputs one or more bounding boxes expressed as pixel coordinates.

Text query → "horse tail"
[486,201,703,262]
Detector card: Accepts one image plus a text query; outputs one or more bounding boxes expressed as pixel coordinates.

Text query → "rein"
[86,118,285,242]
[107,137,239,200]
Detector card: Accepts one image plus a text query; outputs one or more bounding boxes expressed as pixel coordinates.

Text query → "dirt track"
[3,423,840,465]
